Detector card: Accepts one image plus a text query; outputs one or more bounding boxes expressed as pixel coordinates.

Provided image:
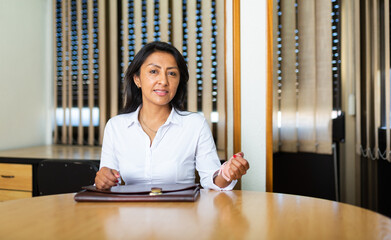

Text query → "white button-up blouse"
[99,106,237,190]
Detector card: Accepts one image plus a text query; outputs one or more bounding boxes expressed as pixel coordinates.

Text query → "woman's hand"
[214,152,250,188]
[224,152,249,181]
[95,167,120,189]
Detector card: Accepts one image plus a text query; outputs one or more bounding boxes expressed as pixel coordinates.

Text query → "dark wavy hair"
[120,41,189,114]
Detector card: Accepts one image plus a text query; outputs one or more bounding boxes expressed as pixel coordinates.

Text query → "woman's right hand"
[95,167,120,189]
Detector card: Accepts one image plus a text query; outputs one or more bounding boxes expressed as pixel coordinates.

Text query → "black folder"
[74,183,200,202]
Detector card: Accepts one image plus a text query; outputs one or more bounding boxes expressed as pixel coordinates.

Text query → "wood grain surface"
[0,190,390,239]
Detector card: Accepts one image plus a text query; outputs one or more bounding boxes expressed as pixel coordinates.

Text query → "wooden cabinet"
[0,163,32,201]
[0,145,101,199]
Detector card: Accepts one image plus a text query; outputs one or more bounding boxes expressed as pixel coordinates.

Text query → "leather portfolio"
[74,183,200,202]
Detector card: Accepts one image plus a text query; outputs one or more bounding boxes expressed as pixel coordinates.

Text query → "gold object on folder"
[149,187,163,195]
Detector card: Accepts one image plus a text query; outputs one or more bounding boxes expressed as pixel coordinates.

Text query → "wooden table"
[0,190,390,239]
[0,145,102,161]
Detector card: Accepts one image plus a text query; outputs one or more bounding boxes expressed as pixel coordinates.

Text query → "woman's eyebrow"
[167,66,179,70]
[146,63,161,68]
[146,63,178,70]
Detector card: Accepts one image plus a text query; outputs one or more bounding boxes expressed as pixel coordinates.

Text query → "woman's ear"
[133,75,140,88]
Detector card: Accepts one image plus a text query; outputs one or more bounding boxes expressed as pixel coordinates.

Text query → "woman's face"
[134,51,180,109]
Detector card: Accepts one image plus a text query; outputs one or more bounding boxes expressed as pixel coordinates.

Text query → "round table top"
[0,190,390,239]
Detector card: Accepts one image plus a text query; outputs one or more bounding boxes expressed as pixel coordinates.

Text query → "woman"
[95,42,249,190]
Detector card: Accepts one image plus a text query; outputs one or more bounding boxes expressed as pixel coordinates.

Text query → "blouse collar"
[126,105,182,128]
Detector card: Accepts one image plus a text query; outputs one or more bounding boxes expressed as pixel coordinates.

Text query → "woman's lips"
[153,89,168,96]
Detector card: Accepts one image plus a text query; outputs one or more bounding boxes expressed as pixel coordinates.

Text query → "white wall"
[0,0,52,150]
[240,0,267,191]
[226,0,268,191]
[226,0,235,163]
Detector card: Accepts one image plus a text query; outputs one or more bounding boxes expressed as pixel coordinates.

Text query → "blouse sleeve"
[195,119,237,190]
[99,119,119,171]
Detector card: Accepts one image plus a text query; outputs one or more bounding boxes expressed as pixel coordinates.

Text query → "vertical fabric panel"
[147,0,154,42]
[122,0,130,70]
[88,0,95,145]
[77,0,83,145]
[61,0,67,144]
[367,0,377,209]
[187,0,197,112]
[98,0,107,144]
[272,0,279,153]
[53,0,58,143]
[355,0,361,155]
[109,0,118,117]
[201,0,212,127]
[315,0,332,154]
[159,0,169,42]
[171,0,182,52]
[279,0,297,152]
[385,0,390,161]
[216,0,225,154]
[134,0,142,52]
[297,0,316,152]
[372,0,380,158]
[365,0,371,152]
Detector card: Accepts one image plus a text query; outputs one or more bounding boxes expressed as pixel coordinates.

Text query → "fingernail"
[233,154,237,158]
[115,180,119,183]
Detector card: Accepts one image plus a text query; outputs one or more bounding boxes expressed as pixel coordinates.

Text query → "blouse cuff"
[208,170,237,191]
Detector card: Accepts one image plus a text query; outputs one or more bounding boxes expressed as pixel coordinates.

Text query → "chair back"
[37,160,99,196]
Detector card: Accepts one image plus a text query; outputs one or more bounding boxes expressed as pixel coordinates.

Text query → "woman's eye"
[150,69,157,74]
[168,72,177,76]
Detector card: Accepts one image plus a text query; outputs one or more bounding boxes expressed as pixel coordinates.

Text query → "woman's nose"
[157,72,169,85]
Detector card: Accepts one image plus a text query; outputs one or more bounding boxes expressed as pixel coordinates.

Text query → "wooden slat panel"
[159,0,169,42]
[171,0,182,52]
[98,0,107,145]
[297,0,316,152]
[233,0,241,155]
[0,164,32,191]
[266,0,274,192]
[122,0,130,70]
[279,0,297,152]
[67,0,73,145]
[53,0,58,144]
[88,0,95,145]
[201,0,212,127]
[216,0,225,155]
[232,0,241,189]
[147,0,154,42]
[385,0,390,161]
[109,0,118,117]
[187,0,197,112]
[77,0,83,145]
[0,190,32,202]
[61,0,67,144]
[52,0,58,144]
[134,0,142,52]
